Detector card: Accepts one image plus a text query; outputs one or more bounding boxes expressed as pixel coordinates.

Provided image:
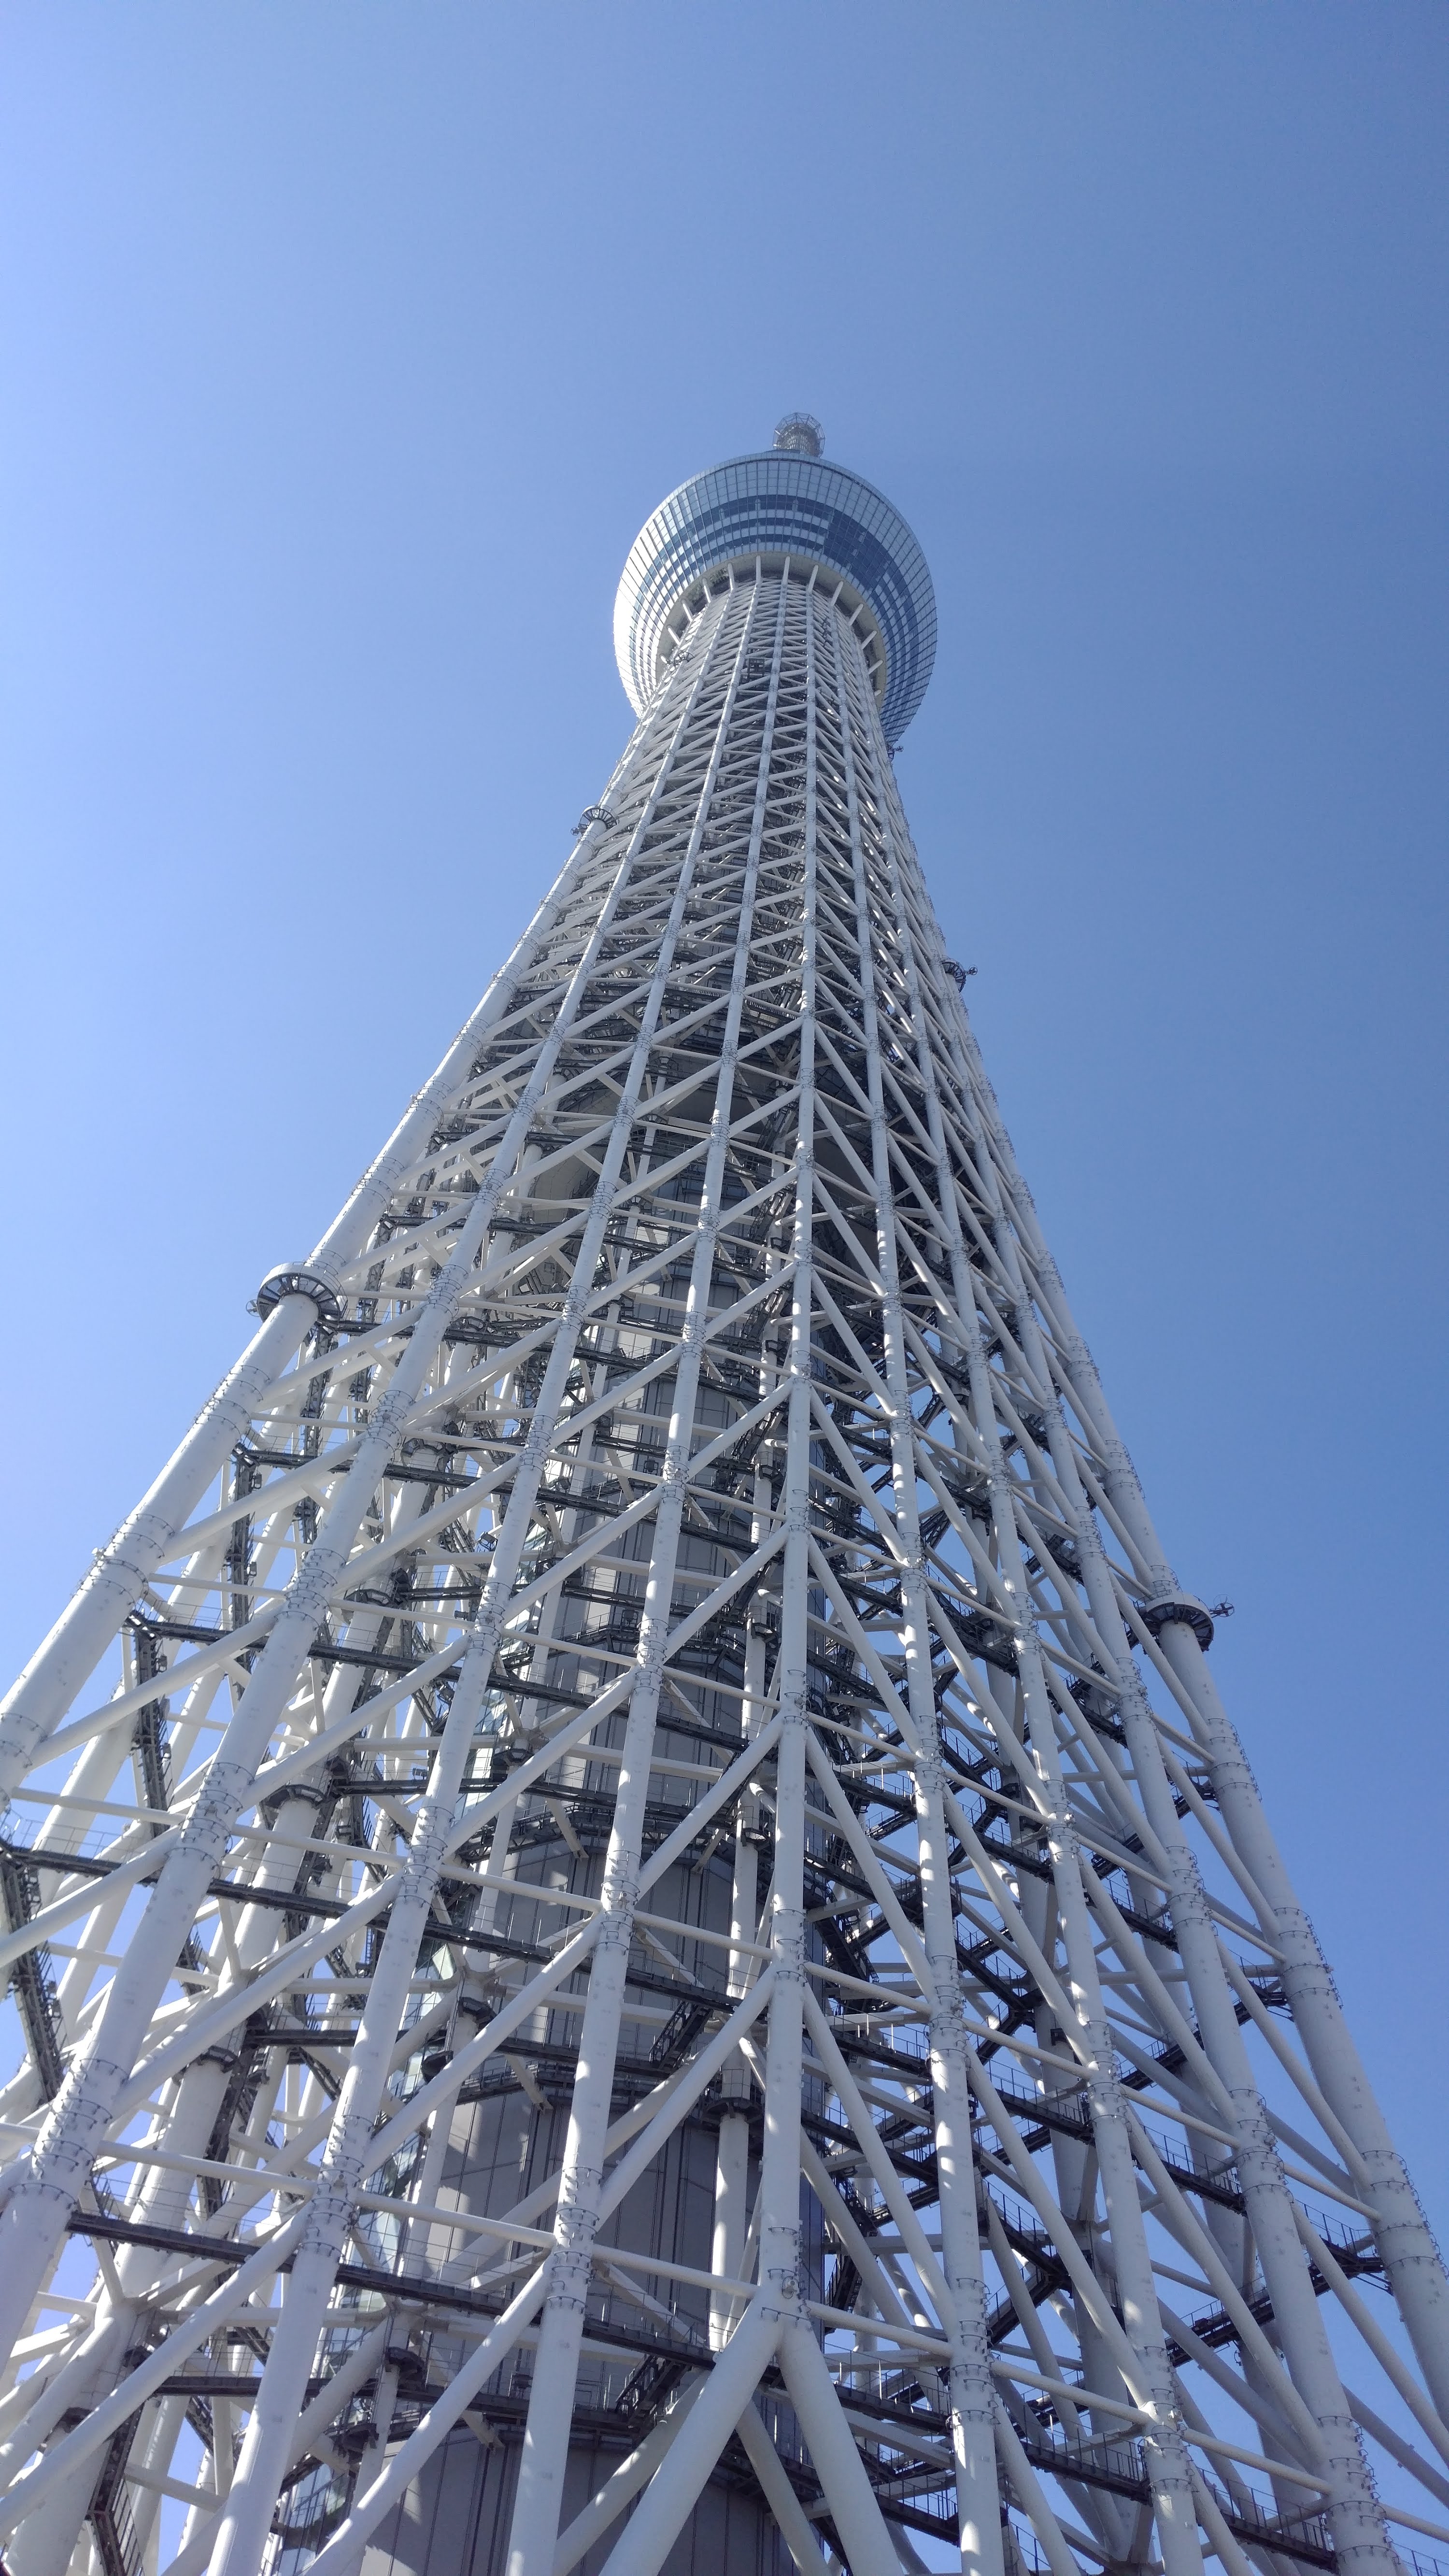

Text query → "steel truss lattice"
[0,472,1446,2576]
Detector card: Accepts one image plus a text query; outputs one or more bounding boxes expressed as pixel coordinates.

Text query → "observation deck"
[614,423,937,743]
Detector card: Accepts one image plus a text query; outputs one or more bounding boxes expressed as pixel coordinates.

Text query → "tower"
[0,420,1445,2576]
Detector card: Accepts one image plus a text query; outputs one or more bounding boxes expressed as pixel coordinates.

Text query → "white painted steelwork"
[0,443,1444,2576]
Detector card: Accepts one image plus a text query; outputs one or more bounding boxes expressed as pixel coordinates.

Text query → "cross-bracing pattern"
[1,556,1447,2576]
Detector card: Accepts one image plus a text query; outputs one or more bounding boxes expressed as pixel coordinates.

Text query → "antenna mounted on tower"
[772,411,823,458]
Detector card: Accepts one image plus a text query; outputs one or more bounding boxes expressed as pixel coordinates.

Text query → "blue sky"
[2,0,1446,2253]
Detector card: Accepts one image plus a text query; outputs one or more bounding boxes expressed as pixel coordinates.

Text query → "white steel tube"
[0,607,731,2364]
[502,572,777,2576]
[206,602,756,2576]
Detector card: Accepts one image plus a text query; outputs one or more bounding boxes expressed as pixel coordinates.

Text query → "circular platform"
[614,447,937,743]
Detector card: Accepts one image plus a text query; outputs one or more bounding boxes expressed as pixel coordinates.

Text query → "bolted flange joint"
[252,1264,344,1327]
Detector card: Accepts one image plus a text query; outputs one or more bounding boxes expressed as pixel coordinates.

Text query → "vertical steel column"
[862,724,1216,2576]
[501,570,782,2574]
[0,609,732,2363]
[944,987,1449,2423]
[827,601,1010,2576]
[207,591,761,2576]
[0,755,667,1812]
[955,1044,1398,2576]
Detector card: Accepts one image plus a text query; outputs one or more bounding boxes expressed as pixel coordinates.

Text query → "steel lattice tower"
[0,422,1445,2576]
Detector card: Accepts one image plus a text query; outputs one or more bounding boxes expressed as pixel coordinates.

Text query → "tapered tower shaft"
[0,431,1444,2576]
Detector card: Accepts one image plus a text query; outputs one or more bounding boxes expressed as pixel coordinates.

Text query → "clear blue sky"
[2,2,1445,2249]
